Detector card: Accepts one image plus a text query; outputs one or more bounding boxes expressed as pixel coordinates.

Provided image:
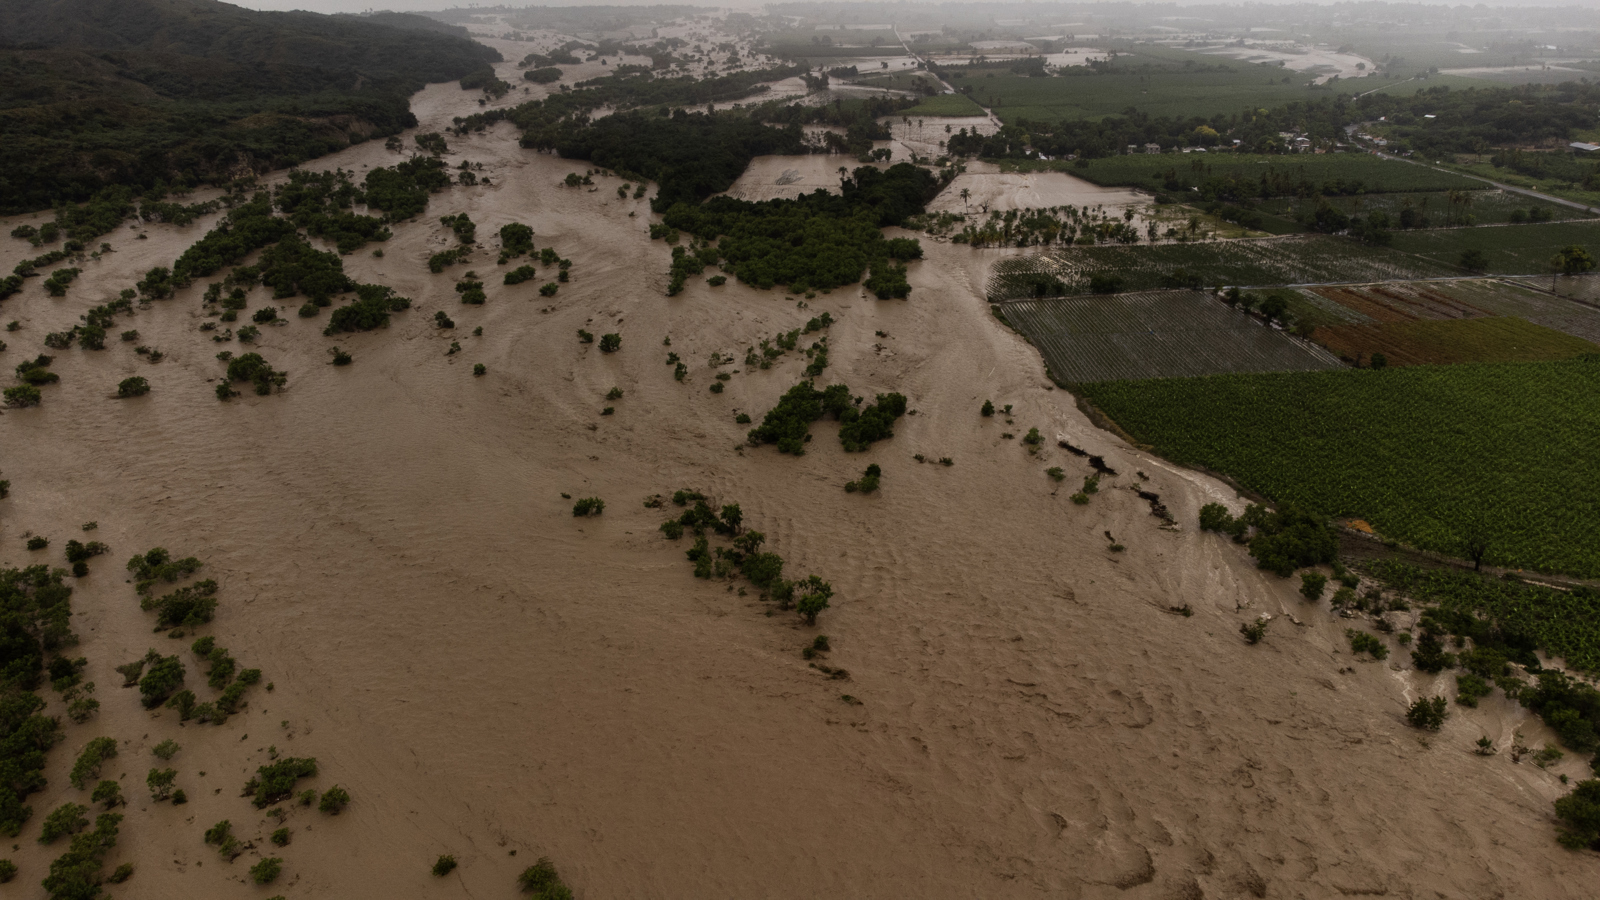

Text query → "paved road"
[892,29,1004,130]
[1376,151,1598,214]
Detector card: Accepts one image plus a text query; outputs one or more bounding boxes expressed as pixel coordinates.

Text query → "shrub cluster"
[137,654,185,708]
[68,737,117,789]
[839,393,907,452]
[517,856,573,899]
[663,491,834,625]
[845,464,881,494]
[499,223,534,261]
[0,690,63,837]
[38,802,88,844]
[1406,695,1449,730]
[126,548,201,596]
[1555,780,1600,850]
[456,276,486,305]
[1198,503,1336,576]
[429,247,470,273]
[1240,618,1269,644]
[364,157,452,222]
[41,811,121,900]
[1,564,78,692]
[169,193,296,284]
[220,352,288,397]
[141,580,219,630]
[747,381,852,454]
[326,284,412,335]
[64,540,108,568]
[246,757,319,808]
[250,857,284,885]
[257,234,353,305]
[274,169,391,253]
[42,268,80,297]
[1346,629,1389,660]
[440,212,476,245]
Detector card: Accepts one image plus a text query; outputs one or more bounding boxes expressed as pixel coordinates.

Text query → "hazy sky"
[235,0,765,11]
[235,0,1600,14]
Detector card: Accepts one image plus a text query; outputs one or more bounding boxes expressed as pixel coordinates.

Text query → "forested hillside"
[0,0,500,213]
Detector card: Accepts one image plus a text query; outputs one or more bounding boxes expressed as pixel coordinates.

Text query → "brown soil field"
[1308,283,1492,323]
[1,68,1596,900]
[1312,316,1600,366]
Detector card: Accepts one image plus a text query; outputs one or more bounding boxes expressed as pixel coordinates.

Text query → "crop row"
[1296,278,1600,345]
[1389,221,1600,275]
[1312,316,1598,367]
[1005,291,1341,382]
[1078,355,1600,578]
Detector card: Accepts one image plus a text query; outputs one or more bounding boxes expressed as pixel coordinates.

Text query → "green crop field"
[987,234,1456,300]
[900,92,987,117]
[1257,190,1593,228]
[1057,153,1482,194]
[1079,355,1600,578]
[1002,290,1341,382]
[852,71,938,92]
[1361,73,1504,96]
[1438,158,1600,210]
[1389,221,1600,274]
[944,69,1331,123]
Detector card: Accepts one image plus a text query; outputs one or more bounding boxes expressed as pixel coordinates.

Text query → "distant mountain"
[0,0,501,213]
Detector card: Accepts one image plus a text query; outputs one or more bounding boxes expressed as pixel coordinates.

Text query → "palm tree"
[959,188,971,210]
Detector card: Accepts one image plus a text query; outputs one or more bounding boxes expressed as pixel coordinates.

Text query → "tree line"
[945,81,1600,161]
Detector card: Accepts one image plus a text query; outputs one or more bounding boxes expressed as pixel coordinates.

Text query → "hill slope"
[0,0,500,213]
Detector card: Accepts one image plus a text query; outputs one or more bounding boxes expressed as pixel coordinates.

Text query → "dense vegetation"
[661,164,938,295]
[1197,503,1337,577]
[451,64,805,160]
[1080,356,1600,577]
[1369,560,1600,676]
[559,110,806,211]
[0,0,500,213]
[1,565,75,836]
[747,381,908,455]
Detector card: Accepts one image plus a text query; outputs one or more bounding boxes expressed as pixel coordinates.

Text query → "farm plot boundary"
[987,234,1458,301]
[1311,316,1600,367]
[1005,290,1342,382]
